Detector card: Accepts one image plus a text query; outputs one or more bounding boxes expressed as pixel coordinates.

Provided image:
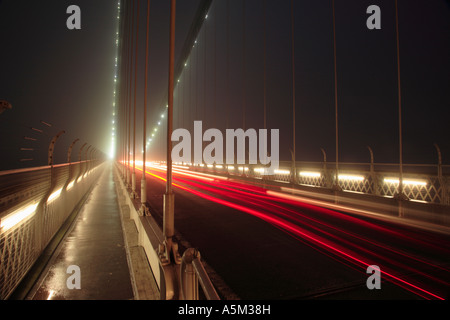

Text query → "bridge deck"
[26,163,158,300]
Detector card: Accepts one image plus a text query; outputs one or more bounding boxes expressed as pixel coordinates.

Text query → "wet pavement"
[28,163,134,300]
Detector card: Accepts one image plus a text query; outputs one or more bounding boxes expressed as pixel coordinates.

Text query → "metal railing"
[184,160,449,205]
[115,161,220,300]
[0,160,105,299]
[180,248,220,300]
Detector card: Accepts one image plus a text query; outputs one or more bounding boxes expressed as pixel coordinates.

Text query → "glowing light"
[47,188,63,203]
[384,178,427,186]
[274,169,290,175]
[300,171,321,178]
[339,174,364,181]
[0,202,38,232]
[66,180,75,191]
[47,290,55,300]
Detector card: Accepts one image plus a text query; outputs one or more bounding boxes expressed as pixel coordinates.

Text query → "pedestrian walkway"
[27,162,158,300]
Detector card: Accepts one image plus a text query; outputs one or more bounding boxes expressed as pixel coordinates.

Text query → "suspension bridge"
[1,0,449,301]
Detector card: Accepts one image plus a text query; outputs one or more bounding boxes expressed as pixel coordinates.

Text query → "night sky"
[0,0,449,171]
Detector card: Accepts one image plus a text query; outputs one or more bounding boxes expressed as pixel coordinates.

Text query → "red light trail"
[126,162,449,300]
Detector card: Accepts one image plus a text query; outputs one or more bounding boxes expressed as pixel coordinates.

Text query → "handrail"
[192,257,220,300]
[180,248,220,300]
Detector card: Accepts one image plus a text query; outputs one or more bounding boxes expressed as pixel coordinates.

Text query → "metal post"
[48,130,65,166]
[88,148,95,173]
[92,149,97,167]
[66,138,80,190]
[321,148,331,188]
[242,0,246,133]
[291,0,297,184]
[394,0,408,214]
[75,143,87,184]
[67,138,79,164]
[84,145,91,175]
[121,0,130,181]
[180,248,220,300]
[78,143,87,162]
[127,0,135,190]
[367,146,379,195]
[180,248,199,300]
[396,0,403,197]
[263,0,267,132]
[131,0,140,199]
[320,148,327,168]
[141,0,150,215]
[226,0,229,132]
[434,143,446,204]
[434,143,442,179]
[332,0,341,192]
[164,0,177,261]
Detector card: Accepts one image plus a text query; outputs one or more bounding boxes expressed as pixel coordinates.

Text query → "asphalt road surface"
[125,163,450,300]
